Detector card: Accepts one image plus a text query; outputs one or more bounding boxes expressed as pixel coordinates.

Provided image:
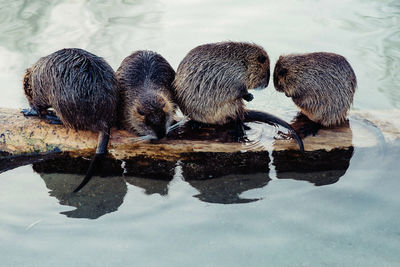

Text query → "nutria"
[173,41,304,151]
[22,48,119,192]
[116,50,176,139]
[273,52,357,136]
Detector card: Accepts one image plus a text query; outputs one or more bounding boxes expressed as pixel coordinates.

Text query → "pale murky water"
[1,0,400,266]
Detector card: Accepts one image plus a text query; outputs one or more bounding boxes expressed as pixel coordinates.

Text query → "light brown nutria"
[173,41,304,151]
[22,48,119,192]
[116,50,176,139]
[273,52,357,135]
[173,41,270,125]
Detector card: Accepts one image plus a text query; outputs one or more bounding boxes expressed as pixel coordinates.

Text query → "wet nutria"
[173,41,304,151]
[22,48,119,192]
[116,50,176,139]
[273,52,357,136]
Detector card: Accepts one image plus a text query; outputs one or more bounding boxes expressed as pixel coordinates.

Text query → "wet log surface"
[2,108,399,156]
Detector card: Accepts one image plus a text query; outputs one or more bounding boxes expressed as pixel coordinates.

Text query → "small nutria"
[273,52,357,136]
[173,41,304,151]
[22,48,119,192]
[116,50,176,139]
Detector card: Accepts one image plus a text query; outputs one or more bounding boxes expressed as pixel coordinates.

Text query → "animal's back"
[274,52,356,126]
[173,42,266,124]
[117,50,175,97]
[30,48,118,131]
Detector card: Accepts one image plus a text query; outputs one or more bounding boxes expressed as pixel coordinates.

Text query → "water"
[1,0,400,266]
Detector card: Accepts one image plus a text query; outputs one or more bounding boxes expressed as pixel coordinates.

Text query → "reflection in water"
[273,117,354,186]
[29,151,274,217]
[180,151,271,204]
[123,156,175,195]
[273,148,354,186]
[32,156,126,219]
[122,156,175,180]
[40,173,126,219]
[32,155,176,219]
[124,176,170,196]
[188,173,270,204]
[29,131,357,216]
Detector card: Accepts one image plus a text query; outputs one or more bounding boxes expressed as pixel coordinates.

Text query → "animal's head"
[22,67,34,105]
[242,43,270,90]
[273,55,301,98]
[130,92,175,139]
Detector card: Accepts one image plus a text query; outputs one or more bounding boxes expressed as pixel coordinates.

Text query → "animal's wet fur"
[116,50,176,139]
[22,48,119,192]
[23,48,118,131]
[273,52,357,127]
[173,41,270,125]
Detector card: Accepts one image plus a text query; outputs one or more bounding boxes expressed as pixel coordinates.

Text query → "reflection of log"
[272,147,354,186]
[180,151,270,180]
[188,173,271,204]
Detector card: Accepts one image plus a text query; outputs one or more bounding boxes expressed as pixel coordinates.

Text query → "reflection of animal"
[173,41,303,151]
[273,52,357,136]
[117,50,176,139]
[22,48,119,192]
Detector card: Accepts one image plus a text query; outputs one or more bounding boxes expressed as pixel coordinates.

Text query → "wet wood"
[0,108,399,161]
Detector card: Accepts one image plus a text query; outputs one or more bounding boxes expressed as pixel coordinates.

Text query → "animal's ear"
[278,68,288,77]
[257,55,267,64]
[137,108,145,116]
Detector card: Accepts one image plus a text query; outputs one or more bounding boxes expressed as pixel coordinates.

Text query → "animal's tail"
[73,129,110,193]
[244,110,304,152]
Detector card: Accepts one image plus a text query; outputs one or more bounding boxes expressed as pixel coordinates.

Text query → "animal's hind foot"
[186,120,210,130]
[45,114,63,125]
[299,121,321,137]
[21,108,39,117]
[230,119,247,142]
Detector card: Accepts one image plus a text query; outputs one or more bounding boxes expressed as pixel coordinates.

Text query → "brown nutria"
[22,48,119,192]
[116,50,176,139]
[173,41,304,151]
[273,52,357,136]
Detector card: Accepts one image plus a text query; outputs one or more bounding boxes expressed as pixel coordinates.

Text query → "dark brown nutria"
[116,50,176,139]
[173,41,303,151]
[273,52,357,136]
[22,48,119,192]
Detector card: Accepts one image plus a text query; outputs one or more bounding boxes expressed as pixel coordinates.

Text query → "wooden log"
[1,107,399,161]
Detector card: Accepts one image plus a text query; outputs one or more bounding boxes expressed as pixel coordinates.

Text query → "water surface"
[1,0,400,266]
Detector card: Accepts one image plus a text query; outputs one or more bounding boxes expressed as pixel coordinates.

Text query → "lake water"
[1,0,400,266]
